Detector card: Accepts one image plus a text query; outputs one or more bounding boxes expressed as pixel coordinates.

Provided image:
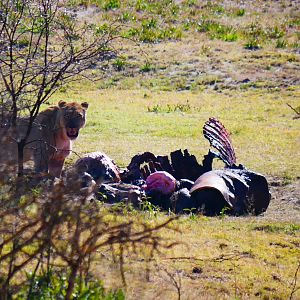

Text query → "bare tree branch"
[0,0,120,176]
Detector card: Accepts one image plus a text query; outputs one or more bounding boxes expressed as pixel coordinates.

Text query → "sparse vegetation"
[253,223,300,235]
[276,38,288,48]
[147,100,192,113]
[113,57,127,71]
[244,38,262,50]
[140,62,154,72]
[1,0,299,299]
[17,271,125,299]
[235,8,246,17]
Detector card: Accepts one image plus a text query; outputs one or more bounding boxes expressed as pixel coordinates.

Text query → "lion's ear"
[58,100,67,108]
[81,102,89,109]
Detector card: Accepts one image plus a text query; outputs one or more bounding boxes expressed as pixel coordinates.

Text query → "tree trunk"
[17,139,25,177]
[65,264,79,300]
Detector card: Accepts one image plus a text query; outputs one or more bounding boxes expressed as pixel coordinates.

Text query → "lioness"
[0,100,88,177]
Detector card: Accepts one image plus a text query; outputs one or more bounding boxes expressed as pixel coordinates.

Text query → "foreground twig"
[136,251,252,263]
[287,103,300,118]
[289,260,300,300]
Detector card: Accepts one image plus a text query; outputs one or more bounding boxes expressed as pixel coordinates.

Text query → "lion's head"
[58,100,89,140]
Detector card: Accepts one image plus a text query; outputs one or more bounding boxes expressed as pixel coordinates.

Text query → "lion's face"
[58,100,89,140]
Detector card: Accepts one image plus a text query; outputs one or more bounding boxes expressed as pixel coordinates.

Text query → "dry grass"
[48,85,300,299]
[91,213,300,299]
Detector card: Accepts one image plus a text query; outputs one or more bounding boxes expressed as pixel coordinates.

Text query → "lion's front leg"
[48,158,65,178]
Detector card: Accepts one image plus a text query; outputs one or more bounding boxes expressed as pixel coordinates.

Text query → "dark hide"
[76,152,121,183]
[121,149,216,182]
[190,169,271,215]
[77,117,271,216]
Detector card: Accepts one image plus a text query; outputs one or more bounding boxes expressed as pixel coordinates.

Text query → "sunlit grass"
[52,86,300,179]
[23,1,300,298]
[92,212,300,299]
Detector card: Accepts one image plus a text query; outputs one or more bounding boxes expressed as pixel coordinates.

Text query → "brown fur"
[0,100,89,177]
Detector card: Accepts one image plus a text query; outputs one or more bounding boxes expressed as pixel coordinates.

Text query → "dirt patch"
[264,177,300,223]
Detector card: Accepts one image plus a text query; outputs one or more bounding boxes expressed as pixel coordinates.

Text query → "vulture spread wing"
[203,117,236,167]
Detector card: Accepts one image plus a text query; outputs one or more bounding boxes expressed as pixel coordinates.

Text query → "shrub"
[0,172,177,299]
[17,271,125,300]
[235,8,245,17]
[223,32,238,42]
[140,62,154,72]
[244,38,262,50]
[123,27,139,38]
[276,39,287,48]
[197,19,238,42]
[119,11,135,22]
[103,0,120,10]
[113,57,127,71]
[206,3,225,16]
[267,26,285,39]
[159,26,183,40]
[244,22,265,39]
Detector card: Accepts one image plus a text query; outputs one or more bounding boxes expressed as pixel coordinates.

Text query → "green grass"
[52,87,300,180]
[91,213,300,299]
[3,1,300,298]
[58,85,298,298]
[66,0,298,49]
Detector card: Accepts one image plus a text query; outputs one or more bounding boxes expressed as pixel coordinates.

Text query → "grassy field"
[3,0,300,298]
[55,87,300,180]
[46,1,300,298]
[51,83,300,300]
[54,0,300,180]
[91,214,300,299]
